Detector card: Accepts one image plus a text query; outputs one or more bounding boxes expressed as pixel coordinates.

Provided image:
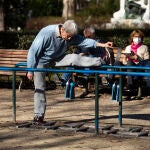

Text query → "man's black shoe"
[33,116,46,124]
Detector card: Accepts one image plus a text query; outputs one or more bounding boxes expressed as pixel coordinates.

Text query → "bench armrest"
[15,62,27,67]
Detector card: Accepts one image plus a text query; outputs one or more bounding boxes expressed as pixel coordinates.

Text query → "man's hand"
[97,42,113,48]
[27,72,33,80]
[104,42,113,48]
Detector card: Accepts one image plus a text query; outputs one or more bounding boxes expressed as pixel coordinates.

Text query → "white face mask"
[133,37,142,44]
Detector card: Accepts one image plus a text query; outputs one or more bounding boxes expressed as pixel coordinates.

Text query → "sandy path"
[0,88,150,150]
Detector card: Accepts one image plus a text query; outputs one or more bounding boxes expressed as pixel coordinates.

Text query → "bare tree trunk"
[96,0,100,5]
[76,0,90,10]
[0,2,4,31]
[62,0,75,20]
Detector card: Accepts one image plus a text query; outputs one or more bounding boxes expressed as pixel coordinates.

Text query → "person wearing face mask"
[123,29,150,98]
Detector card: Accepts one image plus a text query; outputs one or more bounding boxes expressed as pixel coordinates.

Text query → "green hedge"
[0,31,36,49]
[1,29,150,49]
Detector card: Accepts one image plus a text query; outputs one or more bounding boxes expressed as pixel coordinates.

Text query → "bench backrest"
[0,49,28,75]
[112,47,125,64]
[0,49,28,67]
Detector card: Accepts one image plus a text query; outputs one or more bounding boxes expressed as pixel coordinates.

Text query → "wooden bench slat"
[0,50,28,52]
[0,71,27,76]
[0,54,27,58]
[0,64,21,67]
[0,49,28,79]
[113,48,125,63]
[0,61,26,65]
[0,58,27,61]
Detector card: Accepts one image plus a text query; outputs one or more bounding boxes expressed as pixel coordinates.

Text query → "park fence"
[0,65,150,134]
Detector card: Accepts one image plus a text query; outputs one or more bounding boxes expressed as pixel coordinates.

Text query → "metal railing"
[0,65,150,134]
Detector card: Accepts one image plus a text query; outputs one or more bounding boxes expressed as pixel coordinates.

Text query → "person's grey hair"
[83,26,95,35]
[63,20,78,34]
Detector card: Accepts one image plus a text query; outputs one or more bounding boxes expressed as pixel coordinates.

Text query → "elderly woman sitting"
[123,29,150,98]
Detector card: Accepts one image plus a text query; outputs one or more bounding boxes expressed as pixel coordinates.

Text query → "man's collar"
[55,24,62,38]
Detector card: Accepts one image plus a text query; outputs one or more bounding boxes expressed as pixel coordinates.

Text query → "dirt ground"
[0,86,150,150]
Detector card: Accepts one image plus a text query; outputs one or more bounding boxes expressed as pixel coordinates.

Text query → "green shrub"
[112,36,129,48]
[1,29,150,49]
[17,34,36,49]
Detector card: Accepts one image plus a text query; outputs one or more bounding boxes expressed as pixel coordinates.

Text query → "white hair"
[83,26,95,35]
[62,20,78,34]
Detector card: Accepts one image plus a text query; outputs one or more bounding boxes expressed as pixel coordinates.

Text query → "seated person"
[123,29,150,94]
[61,26,111,97]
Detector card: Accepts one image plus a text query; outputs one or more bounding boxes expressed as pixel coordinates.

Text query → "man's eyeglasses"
[66,33,74,40]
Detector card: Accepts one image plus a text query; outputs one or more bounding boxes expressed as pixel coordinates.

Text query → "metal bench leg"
[111,82,116,100]
[111,82,120,101]
[69,81,75,100]
[65,80,70,98]
[116,84,120,101]
[65,80,75,100]
[137,86,142,97]
[18,79,23,92]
